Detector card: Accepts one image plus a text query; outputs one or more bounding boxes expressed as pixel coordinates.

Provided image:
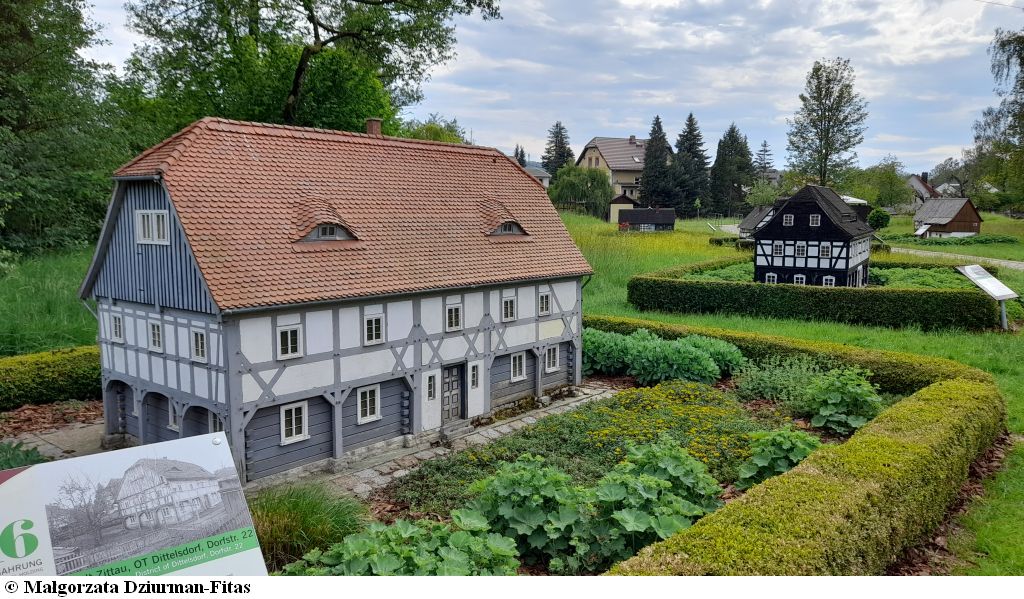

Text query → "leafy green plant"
[583,327,742,385]
[804,367,883,434]
[867,208,891,230]
[249,485,368,571]
[0,442,47,470]
[683,335,747,376]
[280,519,519,576]
[736,428,821,489]
[733,355,827,407]
[626,334,719,385]
[581,328,632,376]
[616,435,723,510]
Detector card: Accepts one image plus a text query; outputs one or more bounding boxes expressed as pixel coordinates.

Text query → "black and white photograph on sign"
[42,447,248,575]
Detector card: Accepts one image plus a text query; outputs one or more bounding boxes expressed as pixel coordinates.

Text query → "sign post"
[956,264,1020,331]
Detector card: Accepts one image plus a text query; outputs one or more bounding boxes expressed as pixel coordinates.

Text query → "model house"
[80,117,592,482]
[753,185,873,287]
[523,162,552,188]
[913,198,983,238]
[607,194,640,224]
[577,136,646,199]
[738,205,774,239]
[617,208,676,232]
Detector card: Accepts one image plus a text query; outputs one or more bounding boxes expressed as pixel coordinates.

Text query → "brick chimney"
[365,118,383,137]
[628,135,636,144]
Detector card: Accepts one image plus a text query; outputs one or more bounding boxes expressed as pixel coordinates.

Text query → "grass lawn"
[883,212,1024,262]
[562,211,1024,575]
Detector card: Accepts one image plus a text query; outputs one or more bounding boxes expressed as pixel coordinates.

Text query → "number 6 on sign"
[0,520,38,559]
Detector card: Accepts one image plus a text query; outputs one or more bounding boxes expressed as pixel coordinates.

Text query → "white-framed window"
[638,223,655,232]
[191,328,207,363]
[498,222,516,234]
[319,224,337,238]
[209,412,224,433]
[765,273,778,284]
[793,274,806,285]
[823,276,836,287]
[280,401,308,444]
[446,305,462,332]
[783,214,794,226]
[809,214,821,227]
[427,375,437,400]
[502,297,517,322]
[357,386,381,424]
[364,314,384,345]
[538,292,552,316]
[772,242,784,257]
[277,325,302,359]
[820,244,832,258]
[545,346,559,373]
[110,314,125,343]
[135,210,169,245]
[510,352,526,382]
[167,402,179,431]
[795,243,807,258]
[148,321,163,352]
[470,365,479,389]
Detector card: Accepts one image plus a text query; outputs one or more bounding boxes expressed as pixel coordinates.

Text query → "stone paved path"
[6,422,105,460]
[891,247,1024,271]
[321,379,630,499]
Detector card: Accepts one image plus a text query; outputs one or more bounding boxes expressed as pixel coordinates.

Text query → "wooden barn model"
[618,207,676,232]
[913,198,982,238]
[80,118,592,482]
[753,185,873,287]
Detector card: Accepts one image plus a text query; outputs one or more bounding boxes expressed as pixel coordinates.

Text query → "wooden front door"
[441,365,463,424]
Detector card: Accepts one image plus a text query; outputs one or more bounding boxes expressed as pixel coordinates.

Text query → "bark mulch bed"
[0,400,103,439]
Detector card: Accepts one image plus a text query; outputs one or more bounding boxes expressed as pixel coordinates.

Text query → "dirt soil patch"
[0,400,103,438]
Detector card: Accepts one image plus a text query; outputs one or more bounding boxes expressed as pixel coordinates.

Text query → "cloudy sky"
[84,0,1019,173]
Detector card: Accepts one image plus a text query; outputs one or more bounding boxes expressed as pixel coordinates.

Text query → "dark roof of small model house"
[739,205,773,231]
[524,165,550,179]
[618,207,676,225]
[762,185,873,238]
[610,194,640,206]
[89,118,592,311]
[577,137,647,170]
[914,198,981,225]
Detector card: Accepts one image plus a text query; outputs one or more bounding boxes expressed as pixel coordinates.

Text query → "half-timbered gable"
[753,185,873,287]
[82,117,592,482]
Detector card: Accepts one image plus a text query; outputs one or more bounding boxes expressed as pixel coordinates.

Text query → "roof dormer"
[304,222,355,241]
[490,220,527,236]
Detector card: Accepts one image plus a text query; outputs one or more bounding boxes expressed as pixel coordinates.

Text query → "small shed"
[608,194,641,223]
[618,207,675,232]
[913,198,982,238]
[739,205,774,239]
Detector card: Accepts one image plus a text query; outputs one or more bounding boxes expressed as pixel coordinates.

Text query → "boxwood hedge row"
[627,257,1000,331]
[584,315,1005,575]
[0,346,101,411]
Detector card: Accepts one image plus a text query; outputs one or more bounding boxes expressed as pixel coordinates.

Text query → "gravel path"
[890,247,1024,271]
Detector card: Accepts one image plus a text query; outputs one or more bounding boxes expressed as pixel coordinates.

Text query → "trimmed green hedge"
[628,257,1000,331]
[0,346,101,411]
[583,316,1005,575]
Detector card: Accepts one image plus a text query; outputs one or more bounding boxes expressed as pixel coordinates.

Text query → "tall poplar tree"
[639,115,676,208]
[673,113,710,217]
[786,57,868,186]
[709,123,754,215]
[541,121,575,183]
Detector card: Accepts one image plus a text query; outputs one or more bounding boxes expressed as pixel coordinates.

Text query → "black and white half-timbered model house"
[753,185,874,287]
[80,117,593,482]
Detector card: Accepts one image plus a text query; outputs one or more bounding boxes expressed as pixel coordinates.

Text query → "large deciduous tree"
[400,113,468,143]
[639,115,677,209]
[672,113,710,217]
[709,123,754,215]
[786,58,868,186]
[541,121,575,183]
[547,165,613,218]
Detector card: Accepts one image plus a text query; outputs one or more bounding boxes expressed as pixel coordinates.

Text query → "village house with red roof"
[80,118,592,482]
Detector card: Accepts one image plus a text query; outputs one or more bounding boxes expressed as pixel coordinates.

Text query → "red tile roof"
[114,118,592,311]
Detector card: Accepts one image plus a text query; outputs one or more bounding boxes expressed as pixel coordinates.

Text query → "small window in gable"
[810,214,821,227]
[304,223,354,241]
[491,221,525,236]
[783,214,794,226]
[136,210,169,245]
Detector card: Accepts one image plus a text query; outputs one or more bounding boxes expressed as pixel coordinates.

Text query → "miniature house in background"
[618,207,676,232]
[80,117,592,482]
[913,198,982,238]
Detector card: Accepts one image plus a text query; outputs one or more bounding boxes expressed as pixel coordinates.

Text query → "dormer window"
[491,221,526,236]
[304,223,354,241]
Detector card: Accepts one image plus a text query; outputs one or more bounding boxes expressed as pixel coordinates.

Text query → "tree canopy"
[672,113,710,217]
[400,113,468,143]
[541,121,575,183]
[639,116,677,209]
[709,123,754,215]
[547,165,613,218]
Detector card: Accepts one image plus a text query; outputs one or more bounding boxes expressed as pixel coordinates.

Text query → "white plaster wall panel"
[278,313,300,326]
[420,368,442,432]
[420,297,443,335]
[217,376,226,403]
[305,310,333,355]
[274,360,334,395]
[135,318,147,347]
[113,347,126,374]
[569,315,578,334]
[464,292,484,328]
[539,319,566,341]
[166,362,178,390]
[257,369,275,386]
[501,288,515,298]
[101,345,110,369]
[194,367,209,399]
[466,359,485,418]
[439,336,469,361]
[241,374,261,403]
[99,311,108,340]
[177,327,190,360]
[503,323,537,348]
[387,301,413,342]
[239,317,272,364]
[489,292,500,322]
[127,350,137,377]
[421,342,431,367]
[211,333,222,367]
[517,286,536,319]
[756,256,768,266]
[365,304,384,316]
[150,356,164,386]
[403,350,415,369]
[164,324,176,356]
[339,349,396,381]
[338,307,360,349]
[473,334,485,354]
[179,363,191,394]
[552,281,578,312]
[138,353,149,379]
[490,331,499,349]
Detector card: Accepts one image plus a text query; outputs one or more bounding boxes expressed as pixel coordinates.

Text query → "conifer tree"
[709,123,755,215]
[513,144,527,166]
[639,115,677,208]
[673,113,711,217]
[754,140,774,181]
[541,122,575,183]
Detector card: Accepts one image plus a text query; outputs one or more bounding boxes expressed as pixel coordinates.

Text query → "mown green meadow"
[884,212,1024,262]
